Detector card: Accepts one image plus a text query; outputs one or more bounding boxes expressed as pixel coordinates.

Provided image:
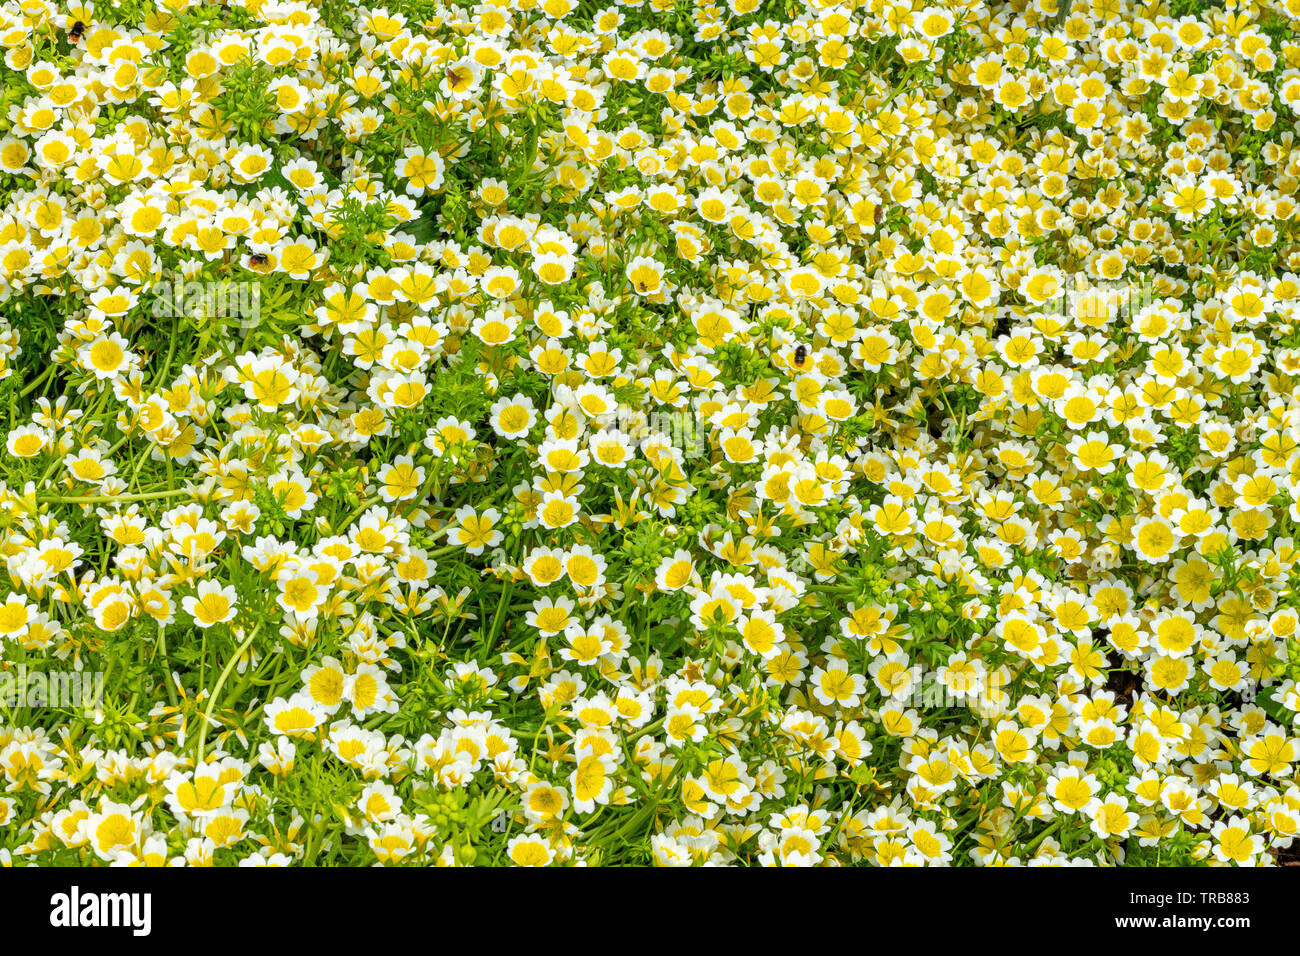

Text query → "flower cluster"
[0,0,1299,867]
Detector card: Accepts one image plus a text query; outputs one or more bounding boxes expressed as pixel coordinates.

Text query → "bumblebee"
[793,344,807,367]
[68,20,85,41]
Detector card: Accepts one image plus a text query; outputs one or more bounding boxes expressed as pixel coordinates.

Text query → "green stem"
[194,622,262,765]
[157,626,178,708]
[39,488,192,505]
[17,364,55,399]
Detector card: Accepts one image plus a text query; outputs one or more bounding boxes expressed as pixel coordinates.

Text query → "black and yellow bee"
[248,253,268,266]
[68,20,85,41]
[793,344,807,367]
